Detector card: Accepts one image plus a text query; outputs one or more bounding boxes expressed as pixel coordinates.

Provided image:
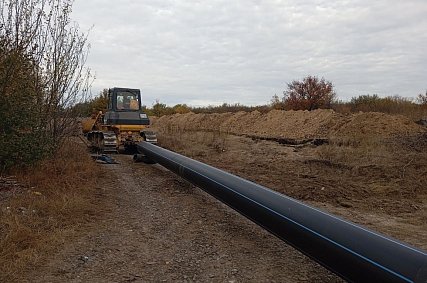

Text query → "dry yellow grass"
[0,139,105,282]
[157,129,229,157]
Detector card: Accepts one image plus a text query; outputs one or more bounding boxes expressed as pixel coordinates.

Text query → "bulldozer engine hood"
[104,111,150,125]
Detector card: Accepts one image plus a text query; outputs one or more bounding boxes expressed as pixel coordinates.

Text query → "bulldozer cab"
[104,87,150,127]
[109,88,141,111]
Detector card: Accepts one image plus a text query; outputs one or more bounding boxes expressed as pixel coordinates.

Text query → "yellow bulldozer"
[81,87,157,153]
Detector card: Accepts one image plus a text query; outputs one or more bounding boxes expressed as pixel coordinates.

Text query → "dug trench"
[153,130,427,250]
[152,110,427,251]
[21,130,427,282]
[17,110,427,282]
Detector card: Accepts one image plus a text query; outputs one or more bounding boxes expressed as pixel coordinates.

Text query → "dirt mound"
[329,112,422,138]
[153,110,424,140]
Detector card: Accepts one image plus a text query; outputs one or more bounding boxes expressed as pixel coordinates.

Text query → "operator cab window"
[117,92,139,110]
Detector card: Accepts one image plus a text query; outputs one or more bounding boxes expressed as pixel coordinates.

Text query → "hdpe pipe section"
[137,141,427,283]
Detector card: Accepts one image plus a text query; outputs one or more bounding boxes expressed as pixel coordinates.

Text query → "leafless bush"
[284,76,336,111]
[417,91,427,105]
[0,0,91,170]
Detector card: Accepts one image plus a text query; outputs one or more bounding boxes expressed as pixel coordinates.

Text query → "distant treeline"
[76,91,427,122]
[76,76,426,121]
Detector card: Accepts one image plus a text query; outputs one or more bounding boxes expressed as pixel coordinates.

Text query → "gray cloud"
[72,0,427,106]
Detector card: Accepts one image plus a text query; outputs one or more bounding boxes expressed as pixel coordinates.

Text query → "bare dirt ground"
[154,131,427,250]
[20,154,342,282]
[15,109,427,282]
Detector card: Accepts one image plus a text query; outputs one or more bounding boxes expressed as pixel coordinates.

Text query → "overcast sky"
[72,0,427,106]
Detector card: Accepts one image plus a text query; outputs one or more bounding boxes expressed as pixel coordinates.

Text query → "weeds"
[157,128,229,157]
[317,136,391,166]
[0,139,104,282]
[316,133,427,196]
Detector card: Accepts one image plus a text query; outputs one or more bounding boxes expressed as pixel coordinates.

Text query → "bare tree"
[0,0,91,169]
[284,76,336,111]
[270,94,285,110]
[417,90,427,105]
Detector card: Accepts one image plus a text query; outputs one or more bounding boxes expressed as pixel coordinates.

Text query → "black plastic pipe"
[137,141,427,283]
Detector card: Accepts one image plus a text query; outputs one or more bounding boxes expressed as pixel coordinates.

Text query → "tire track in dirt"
[23,154,342,282]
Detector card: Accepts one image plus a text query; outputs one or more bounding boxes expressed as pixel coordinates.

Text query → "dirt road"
[13,110,426,282]
[24,154,342,282]
[21,123,427,282]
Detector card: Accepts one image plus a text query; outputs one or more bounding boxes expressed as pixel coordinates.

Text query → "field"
[153,109,427,248]
[0,109,426,282]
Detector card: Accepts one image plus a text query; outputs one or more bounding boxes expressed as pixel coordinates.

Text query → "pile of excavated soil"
[153,110,425,140]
